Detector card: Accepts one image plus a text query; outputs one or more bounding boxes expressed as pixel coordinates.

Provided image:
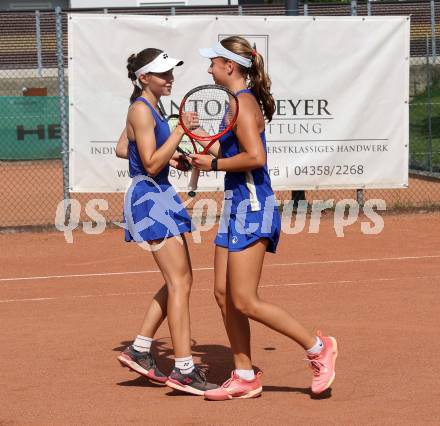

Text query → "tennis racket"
[178,84,239,196]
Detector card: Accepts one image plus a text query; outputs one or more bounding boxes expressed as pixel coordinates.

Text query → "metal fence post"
[55,6,70,218]
[431,0,437,65]
[356,189,364,207]
[238,5,242,16]
[367,0,371,17]
[35,10,43,77]
[304,1,308,17]
[352,0,363,205]
[286,0,298,16]
[351,0,357,17]
[286,0,305,207]
[426,35,433,172]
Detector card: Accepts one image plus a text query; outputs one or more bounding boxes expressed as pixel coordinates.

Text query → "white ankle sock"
[175,356,194,374]
[306,337,324,355]
[235,369,255,380]
[132,335,152,353]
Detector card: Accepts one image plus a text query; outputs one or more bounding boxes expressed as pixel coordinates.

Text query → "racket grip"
[188,168,200,191]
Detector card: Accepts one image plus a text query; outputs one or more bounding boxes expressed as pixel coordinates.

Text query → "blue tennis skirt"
[124,176,193,243]
[214,207,281,253]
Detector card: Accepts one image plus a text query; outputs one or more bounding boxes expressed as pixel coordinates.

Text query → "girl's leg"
[138,283,168,338]
[151,235,218,395]
[213,245,228,320]
[151,235,193,358]
[117,279,169,383]
[227,239,316,350]
[227,240,338,396]
[214,245,252,370]
[206,239,337,400]
[204,244,267,401]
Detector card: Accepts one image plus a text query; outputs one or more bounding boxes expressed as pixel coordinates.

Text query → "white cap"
[134,52,183,78]
[199,42,252,68]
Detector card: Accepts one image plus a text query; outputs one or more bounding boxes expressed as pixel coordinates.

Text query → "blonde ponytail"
[248,51,275,122]
[220,36,275,122]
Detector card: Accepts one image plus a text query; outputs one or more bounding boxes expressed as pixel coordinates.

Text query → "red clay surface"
[1,212,439,425]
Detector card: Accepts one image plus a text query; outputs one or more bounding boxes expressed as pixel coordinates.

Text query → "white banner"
[68,14,409,193]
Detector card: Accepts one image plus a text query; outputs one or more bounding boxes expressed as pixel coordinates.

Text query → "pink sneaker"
[204,371,263,401]
[306,332,338,394]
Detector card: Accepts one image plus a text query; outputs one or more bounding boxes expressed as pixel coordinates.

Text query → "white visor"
[134,52,183,78]
[199,42,252,68]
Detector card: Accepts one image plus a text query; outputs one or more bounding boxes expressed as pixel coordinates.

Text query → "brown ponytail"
[126,48,163,104]
[220,36,275,122]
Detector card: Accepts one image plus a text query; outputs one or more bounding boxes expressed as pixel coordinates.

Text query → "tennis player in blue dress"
[191,36,338,400]
[115,48,217,395]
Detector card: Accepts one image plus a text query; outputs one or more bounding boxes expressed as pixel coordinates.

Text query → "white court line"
[1,254,440,284]
[0,274,438,304]
[0,266,212,283]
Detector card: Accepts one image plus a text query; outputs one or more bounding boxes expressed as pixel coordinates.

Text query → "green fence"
[0,96,63,160]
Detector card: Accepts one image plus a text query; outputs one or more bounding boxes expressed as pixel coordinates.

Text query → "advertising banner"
[68,14,409,192]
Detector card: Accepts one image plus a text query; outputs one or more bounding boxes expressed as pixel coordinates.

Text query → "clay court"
[1,212,439,425]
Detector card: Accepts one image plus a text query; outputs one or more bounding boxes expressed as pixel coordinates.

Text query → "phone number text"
[293,165,364,176]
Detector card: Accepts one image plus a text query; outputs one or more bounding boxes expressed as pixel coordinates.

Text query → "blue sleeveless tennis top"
[124,97,193,243]
[219,89,276,214]
[128,97,170,183]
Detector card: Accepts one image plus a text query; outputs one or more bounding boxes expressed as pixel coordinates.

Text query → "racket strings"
[182,88,237,138]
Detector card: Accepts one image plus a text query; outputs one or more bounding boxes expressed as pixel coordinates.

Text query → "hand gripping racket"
[178,84,239,196]
[167,114,199,161]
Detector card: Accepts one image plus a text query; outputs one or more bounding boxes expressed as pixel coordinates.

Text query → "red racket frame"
[178,84,239,154]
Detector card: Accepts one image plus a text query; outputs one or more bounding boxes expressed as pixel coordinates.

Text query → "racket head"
[167,114,201,155]
[179,84,239,142]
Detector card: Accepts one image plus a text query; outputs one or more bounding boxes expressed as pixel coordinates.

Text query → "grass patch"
[409,83,440,172]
